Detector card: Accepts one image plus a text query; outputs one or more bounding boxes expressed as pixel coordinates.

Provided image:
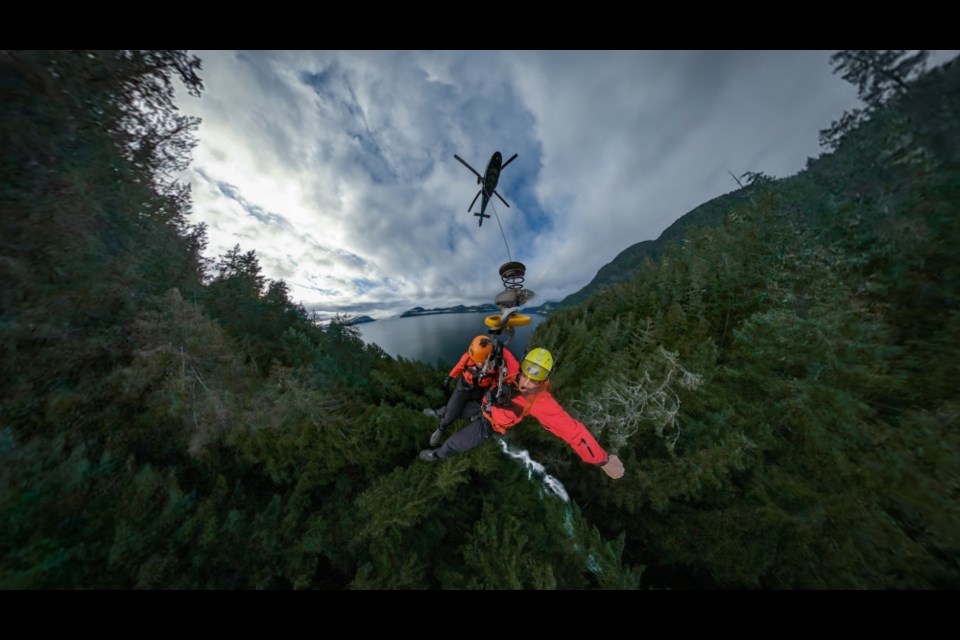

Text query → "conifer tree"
[820,50,929,149]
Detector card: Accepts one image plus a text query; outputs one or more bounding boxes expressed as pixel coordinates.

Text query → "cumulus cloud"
[175,50,957,318]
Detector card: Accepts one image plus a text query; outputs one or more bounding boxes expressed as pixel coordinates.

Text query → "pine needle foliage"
[3,51,958,589]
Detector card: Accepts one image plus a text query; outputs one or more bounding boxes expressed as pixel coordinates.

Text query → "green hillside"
[2,50,957,589]
[558,185,757,309]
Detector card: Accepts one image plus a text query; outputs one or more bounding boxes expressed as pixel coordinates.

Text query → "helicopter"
[454,151,517,227]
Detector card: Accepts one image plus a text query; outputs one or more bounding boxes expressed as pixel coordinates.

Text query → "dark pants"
[435,399,494,459]
[438,379,486,429]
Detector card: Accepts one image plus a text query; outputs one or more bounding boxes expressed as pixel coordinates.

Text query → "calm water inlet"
[355,312,546,367]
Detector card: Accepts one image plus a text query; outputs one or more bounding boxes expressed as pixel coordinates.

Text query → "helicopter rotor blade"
[469,190,481,212]
[454,154,483,180]
[493,190,510,208]
[500,153,518,170]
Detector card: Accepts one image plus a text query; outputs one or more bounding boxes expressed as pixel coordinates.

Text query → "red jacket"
[482,349,609,466]
[448,348,519,390]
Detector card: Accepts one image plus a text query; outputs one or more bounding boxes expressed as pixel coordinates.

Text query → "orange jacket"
[448,348,519,390]
[482,349,609,466]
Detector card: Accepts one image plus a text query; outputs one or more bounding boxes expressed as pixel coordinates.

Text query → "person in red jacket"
[424,335,518,447]
[420,346,625,479]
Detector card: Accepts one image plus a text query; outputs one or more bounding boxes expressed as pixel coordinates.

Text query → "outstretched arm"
[531,393,625,479]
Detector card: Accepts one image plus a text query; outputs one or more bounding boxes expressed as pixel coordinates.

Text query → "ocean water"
[355,312,546,367]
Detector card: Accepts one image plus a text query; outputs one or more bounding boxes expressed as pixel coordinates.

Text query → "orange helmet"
[468,335,494,364]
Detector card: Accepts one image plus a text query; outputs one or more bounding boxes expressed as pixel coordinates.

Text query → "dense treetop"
[1,50,957,589]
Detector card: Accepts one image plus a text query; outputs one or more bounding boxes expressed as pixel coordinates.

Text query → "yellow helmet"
[520,347,553,381]
[468,335,494,364]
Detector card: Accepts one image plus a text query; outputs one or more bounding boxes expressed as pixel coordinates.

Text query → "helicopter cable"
[488,194,513,263]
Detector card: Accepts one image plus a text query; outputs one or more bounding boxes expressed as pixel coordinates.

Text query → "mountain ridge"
[347,300,561,324]
[557,184,760,309]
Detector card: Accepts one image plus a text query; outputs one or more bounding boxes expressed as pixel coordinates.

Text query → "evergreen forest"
[1,50,957,589]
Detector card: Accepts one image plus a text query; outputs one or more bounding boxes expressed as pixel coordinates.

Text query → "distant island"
[400,304,499,317]
[396,301,561,319]
[524,301,560,316]
[341,302,561,325]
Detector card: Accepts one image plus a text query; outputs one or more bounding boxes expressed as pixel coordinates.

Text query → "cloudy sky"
[174,50,956,320]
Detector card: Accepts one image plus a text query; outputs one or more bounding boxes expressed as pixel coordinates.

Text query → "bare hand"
[601,454,625,479]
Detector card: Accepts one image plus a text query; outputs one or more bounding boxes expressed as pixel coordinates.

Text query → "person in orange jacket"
[420,346,625,479]
[424,335,518,447]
